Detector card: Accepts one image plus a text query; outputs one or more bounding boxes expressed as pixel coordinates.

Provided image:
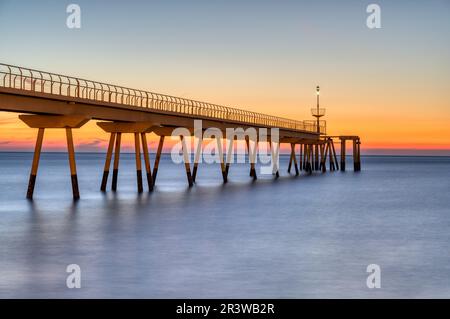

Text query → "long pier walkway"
[0,63,360,199]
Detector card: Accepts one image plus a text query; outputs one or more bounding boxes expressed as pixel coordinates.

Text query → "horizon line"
[1,150,449,158]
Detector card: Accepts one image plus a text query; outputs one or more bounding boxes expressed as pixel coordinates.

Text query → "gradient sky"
[0,0,449,154]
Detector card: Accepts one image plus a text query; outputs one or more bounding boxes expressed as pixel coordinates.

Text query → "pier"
[0,63,361,199]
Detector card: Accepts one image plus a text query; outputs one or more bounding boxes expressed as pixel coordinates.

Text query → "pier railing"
[0,63,325,134]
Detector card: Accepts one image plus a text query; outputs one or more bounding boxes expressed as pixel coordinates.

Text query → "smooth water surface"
[0,153,449,298]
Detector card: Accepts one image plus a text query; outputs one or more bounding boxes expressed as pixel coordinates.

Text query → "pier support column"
[314,144,319,171]
[152,135,165,188]
[312,145,317,171]
[331,139,339,171]
[26,128,45,199]
[288,143,299,175]
[111,133,122,191]
[66,128,80,200]
[97,121,154,192]
[320,143,327,173]
[303,145,307,172]
[100,133,116,191]
[287,146,293,173]
[141,133,153,191]
[340,139,346,171]
[246,138,252,177]
[328,139,335,171]
[304,144,309,172]
[357,139,361,171]
[270,141,280,178]
[299,143,303,171]
[250,140,258,180]
[224,137,235,182]
[192,136,202,183]
[246,138,257,180]
[134,133,143,193]
[216,136,227,183]
[180,135,194,187]
[19,115,89,200]
[354,139,361,171]
[305,144,312,174]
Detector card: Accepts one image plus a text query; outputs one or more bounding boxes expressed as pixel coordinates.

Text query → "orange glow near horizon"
[1,75,450,155]
[1,78,450,155]
[1,105,449,155]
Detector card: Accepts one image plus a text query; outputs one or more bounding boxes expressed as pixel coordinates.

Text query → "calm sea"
[0,153,449,298]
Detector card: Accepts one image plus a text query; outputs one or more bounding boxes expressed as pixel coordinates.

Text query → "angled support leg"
[303,144,308,171]
[315,144,319,171]
[66,128,80,200]
[329,140,335,171]
[299,143,303,171]
[304,145,308,173]
[287,144,293,173]
[111,133,122,191]
[319,143,325,172]
[327,141,332,171]
[180,135,193,187]
[27,128,45,199]
[249,139,257,180]
[246,138,252,177]
[192,136,202,183]
[306,144,312,174]
[288,143,298,175]
[100,132,116,191]
[322,142,329,172]
[134,133,143,193]
[216,136,227,183]
[152,135,165,188]
[331,139,339,171]
[224,137,235,181]
[141,133,153,191]
[270,141,280,178]
[291,143,299,175]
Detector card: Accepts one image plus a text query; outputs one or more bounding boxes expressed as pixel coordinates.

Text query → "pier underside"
[15,114,361,199]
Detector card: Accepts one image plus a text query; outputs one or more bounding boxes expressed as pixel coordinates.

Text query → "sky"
[0,0,449,155]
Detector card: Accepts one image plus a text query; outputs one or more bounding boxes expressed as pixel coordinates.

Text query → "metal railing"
[304,120,327,135]
[0,63,325,134]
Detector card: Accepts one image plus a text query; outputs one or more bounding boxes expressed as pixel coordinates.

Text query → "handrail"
[0,63,326,134]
